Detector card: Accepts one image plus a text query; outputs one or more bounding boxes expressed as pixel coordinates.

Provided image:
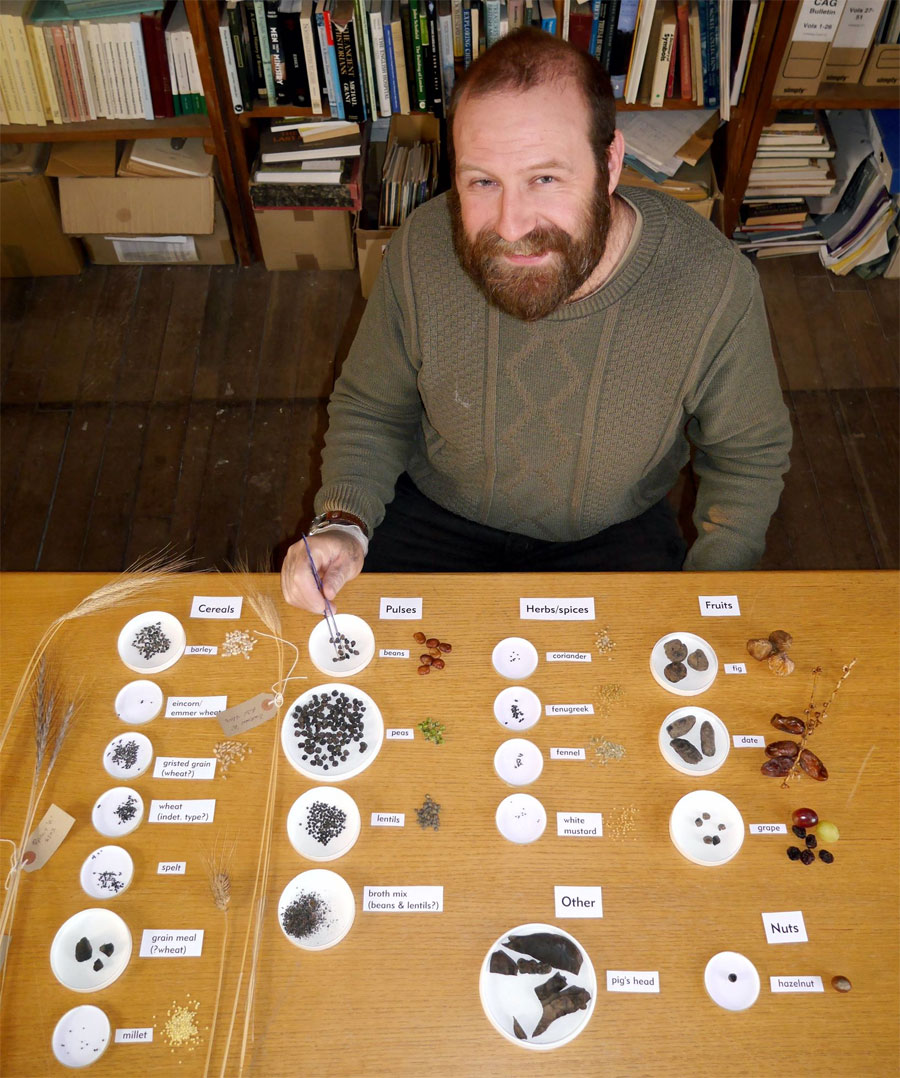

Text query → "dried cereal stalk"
[203,837,234,1078]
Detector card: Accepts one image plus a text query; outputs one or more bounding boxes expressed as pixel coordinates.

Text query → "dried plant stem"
[782,659,857,789]
[203,838,233,1078]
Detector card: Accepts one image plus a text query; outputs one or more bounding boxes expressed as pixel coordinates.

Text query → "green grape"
[817,820,839,843]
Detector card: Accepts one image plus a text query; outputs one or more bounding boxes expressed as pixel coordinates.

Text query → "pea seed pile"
[109,738,139,770]
[131,621,171,660]
[282,891,329,939]
[292,689,367,770]
[418,717,445,744]
[305,800,347,846]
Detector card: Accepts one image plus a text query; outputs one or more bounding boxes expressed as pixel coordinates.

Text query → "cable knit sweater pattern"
[316,186,792,570]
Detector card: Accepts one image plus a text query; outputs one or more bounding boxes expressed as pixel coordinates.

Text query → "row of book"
[0,0,206,126]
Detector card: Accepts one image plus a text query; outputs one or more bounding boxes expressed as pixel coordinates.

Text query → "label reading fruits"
[698,594,741,616]
[763,911,808,944]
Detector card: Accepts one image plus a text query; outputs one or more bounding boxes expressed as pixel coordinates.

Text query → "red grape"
[792,807,818,828]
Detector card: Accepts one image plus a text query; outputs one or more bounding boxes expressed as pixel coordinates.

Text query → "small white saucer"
[704,951,761,1011]
[492,637,539,680]
[281,683,384,782]
[117,610,185,674]
[493,686,542,731]
[102,732,153,780]
[50,908,132,992]
[91,787,144,838]
[669,789,744,866]
[494,739,544,787]
[286,786,361,862]
[658,707,730,776]
[114,679,163,724]
[52,1005,111,1068]
[308,613,375,677]
[277,868,355,950]
[650,632,718,696]
[496,793,547,844]
[79,846,134,900]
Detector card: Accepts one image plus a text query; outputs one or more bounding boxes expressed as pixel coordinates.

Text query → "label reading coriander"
[546,651,592,662]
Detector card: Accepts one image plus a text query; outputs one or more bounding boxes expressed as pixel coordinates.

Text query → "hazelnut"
[769,630,793,652]
[768,652,795,677]
[746,637,775,661]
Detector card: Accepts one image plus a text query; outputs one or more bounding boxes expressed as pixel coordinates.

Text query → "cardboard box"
[46,141,118,178]
[79,199,234,266]
[380,112,441,228]
[58,176,216,235]
[356,226,396,298]
[861,43,900,87]
[1,176,84,277]
[254,207,355,270]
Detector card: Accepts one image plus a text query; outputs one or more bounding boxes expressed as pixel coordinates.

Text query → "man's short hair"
[447,27,617,177]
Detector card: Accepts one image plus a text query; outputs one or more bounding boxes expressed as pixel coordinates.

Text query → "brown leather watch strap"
[309,510,369,538]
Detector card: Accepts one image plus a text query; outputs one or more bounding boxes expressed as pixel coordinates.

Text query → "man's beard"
[448,185,610,322]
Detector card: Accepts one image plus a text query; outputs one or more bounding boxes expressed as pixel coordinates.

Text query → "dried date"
[765,740,800,759]
[761,756,794,777]
[799,748,828,781]
[771,713,805,736]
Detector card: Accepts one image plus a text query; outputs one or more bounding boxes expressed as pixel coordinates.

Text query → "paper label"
[22,804,75,872]
[546,703,594,716]
[111,235,199,263]
[557,812,603,837]
[520,597,595,620]
[750,823,788,835]
[362,885,443,912]
[216,692,277,736]
[190,596,243,619]
[153,757,217,780]
[734,735,766,747]
[386,728,414,740]
[115,1028,154,1043]
[186,645,218,656]
[833,3,879,49]
[157,862,186,875]
[166,695,228,719]
[770,975,824,993]
[379,648,409,658]
[607,970,661,993]
[149,799,215,824]
[554,885,603,918]
[379,597,422,619]
[763,911,808,944]
[140,929,204,957]
[793,0,847,42]
[724,662,747,674]
[546,651,592,663]
[698,594,741,616]
[550,747,586,760]
[371,813,405,827]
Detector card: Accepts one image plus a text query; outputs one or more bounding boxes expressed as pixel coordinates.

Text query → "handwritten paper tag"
[698,594,741,616]
[216,692,277,736]
[550,747,586,761]
[734,735,766,748]
[379,597,422,619]
[115,1028,154,1044]
[149,799,215,824]
[607,970,660,993]
[153,757,217,780]
[190,596,243,619]
[520,598,595,620]
[557,812,603,837]
[22,804,75,872]
[763,910,808,944]
[371,813,405,827]
[750,823,788,835]
[166,696,227,719]
[140,929,204,957]
[554,885,603,918]
[770,975,824,993]
[362,885,443,912]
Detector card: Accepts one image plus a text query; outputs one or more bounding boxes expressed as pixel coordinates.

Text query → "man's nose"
[494,189,536,244]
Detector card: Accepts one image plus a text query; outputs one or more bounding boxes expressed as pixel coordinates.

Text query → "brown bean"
[426,638,439,648]
[431,657,445,670]
[419,654,433,665]
[417,665,431,676]
[765,740,799,759]
[413,632,426,643]
[428,647,441,658]
[799,748,828,781]
[438,642,452,653]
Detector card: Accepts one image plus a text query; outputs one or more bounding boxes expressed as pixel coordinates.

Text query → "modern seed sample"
[664,639,688,662]
[700,720,716,757]
[292,689,367,770]
[664,661,687,683]
[304,801,347,846]
[670,737,702,765]
[687,649,709,671]
[666,714,696,738]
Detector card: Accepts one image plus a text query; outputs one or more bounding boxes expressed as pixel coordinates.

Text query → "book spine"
[369,9,392,116]
[354,0,377,121]
[242,0,266,98]
[162,15,182,114]
[265,0,289,104]
[227,3,253,111]
[43,26,69,122]
[390,17,411,112]
[462,0,473,66]
[152,10,175,117]
[114,19,140,118]
[484,0,501,46]
[651,13,676,106]
[600,0,620,66]
[95,21,118,119]
[84,21,109,119]
[220,16,245,112]
[73,23,98,120]
[318,8,345,118]
[676,0,691,98]
[253,0,277,101]
[142,11,169,117]
[64,24,90,121]
[698,0,718,108]
[451,0,464,55]
[0,18,27,125]
[409,0,427,109]
[383,11,400,112]
[3,11,44,124]
[26,20,62,124]
[299,6,323,113]
[129,16,155,120]
[437,9,455,103]
[590,1,604,57]
[608,0,638,96]
[333,14,365,121]
[424,0,443,117]
[282,9,311,108]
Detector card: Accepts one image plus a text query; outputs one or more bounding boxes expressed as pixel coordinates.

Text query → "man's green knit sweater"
[316,186,792,570]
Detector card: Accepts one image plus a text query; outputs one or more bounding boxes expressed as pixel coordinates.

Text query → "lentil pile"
[132,621,170,660]
[305,800,347,846]
[282,891,329,939]
[415,794,441,830]
[291,689,368,771]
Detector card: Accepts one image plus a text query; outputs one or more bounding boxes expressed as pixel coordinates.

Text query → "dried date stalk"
[779,660,857,789]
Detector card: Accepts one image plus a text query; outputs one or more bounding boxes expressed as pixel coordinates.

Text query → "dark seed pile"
[415,794,441,831]
[305,801,347,846]
[292,690,367,770]
[329,632,359,663]
[132,621,171,660]
[109,739,140,769]
[94,870,124,894]
[282,891,329,939]
[114,795,138,824]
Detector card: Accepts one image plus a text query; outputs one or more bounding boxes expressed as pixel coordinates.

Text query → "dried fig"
[664,639,688,662]
[687,649,709,671]
[799,748,828,781]
[765,740,799,759]
[769,630,793,652]
[761,756,793,776]
[771,713,805,735]
[664,661,687,683]
[768,652,795,677]
[746,637,775,661]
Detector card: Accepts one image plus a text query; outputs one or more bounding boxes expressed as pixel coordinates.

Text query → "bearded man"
[281,28,791,613]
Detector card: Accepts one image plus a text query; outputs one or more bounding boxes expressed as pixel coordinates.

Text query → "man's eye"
[472,178,496,188]
[535,175,557,185]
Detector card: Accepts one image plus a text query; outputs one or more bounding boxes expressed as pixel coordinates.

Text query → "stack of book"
[118,136,214,177]
[250,117,364,208]
[744,111,838,199]
[379,133,438,226]
[0,0,206,126]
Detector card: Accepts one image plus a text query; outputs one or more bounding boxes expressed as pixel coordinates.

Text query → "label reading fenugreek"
[546,704,594,716]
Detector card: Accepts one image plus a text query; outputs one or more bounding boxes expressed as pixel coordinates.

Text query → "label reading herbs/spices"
[698,594,741,616]
[546,651,592,662]
[148,799,216,824]
[379,597,423,619]
[157,862,186,874]
[139,929,204,957]
[386,728,414,740]
[724,663,747,674]
[216,693,277,736]
[546,703,594,716]
[362,885,443,912]
[371,813,405,827]
[153,757,217,780]
[520,598,595,620]
[190,596,243,619]
[165,696,228,719]
[22,803,75,873]
[763,911,808,944]
[734,735,766,748]
[186,645,218,656]
[554,886,603,918]
[770,975,824,993]
[557,812,603,837]
[750,823,788,835]
[607,970,660,993]
[115,1028,154,1043]
[379,648,409,658]
[550,747,586,761]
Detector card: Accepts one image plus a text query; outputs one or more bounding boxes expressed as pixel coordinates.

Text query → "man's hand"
[281,530,366,612]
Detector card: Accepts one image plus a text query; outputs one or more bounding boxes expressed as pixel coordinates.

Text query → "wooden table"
[1,571,898,1077]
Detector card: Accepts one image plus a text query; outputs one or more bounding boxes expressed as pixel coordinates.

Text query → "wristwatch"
[308,510,370,539]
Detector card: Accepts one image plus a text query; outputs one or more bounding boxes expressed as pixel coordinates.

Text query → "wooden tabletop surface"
[1,570,898,1077]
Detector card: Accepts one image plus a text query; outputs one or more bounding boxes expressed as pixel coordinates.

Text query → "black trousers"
[364,474,686,574]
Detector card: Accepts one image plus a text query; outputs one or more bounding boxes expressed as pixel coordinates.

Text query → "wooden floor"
[1,254,897,573]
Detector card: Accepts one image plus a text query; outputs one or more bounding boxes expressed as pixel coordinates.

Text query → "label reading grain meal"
[139,929,204,957]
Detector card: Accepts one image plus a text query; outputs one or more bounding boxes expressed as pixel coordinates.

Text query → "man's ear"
[606,129,626,195]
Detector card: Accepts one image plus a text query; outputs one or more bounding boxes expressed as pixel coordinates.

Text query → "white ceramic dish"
[286,786,361,862]
[114,679,163,724]
[650,632,718,696]
[308,613,375,677]
[281,683,383,782]
[79,846,134,900]
[102,732,153,780]
[50,908,132,992]
[496,793,547,844]
[277,868,355,950]
[658,707,730,776]
[493,686,542,731]
[669,789,744,866]
[479,922,596,1050]
[91,787,144,838]
[52,1005,111,1068]
[492,637,539,680]
[494,738,544,787]
[704,951,761,1011]
[117,610,185,675]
